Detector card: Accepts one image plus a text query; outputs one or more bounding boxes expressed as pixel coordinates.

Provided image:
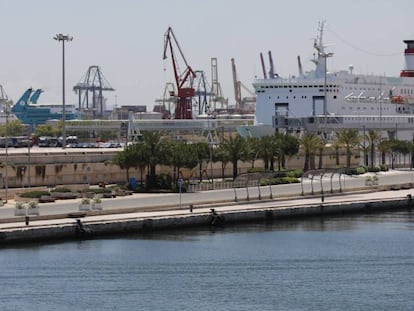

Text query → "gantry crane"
[73,65,115,118]
[163,27,196,119]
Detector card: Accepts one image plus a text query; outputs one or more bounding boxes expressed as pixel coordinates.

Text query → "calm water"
[1,211,414,311]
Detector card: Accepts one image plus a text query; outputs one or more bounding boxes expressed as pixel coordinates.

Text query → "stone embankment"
[0,186,413,245]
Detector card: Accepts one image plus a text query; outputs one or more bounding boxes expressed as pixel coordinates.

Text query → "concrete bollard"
[190,204,193,212]
[25,216,30,226]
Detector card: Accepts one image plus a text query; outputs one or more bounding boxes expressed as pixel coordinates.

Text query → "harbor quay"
[0,169,414,245]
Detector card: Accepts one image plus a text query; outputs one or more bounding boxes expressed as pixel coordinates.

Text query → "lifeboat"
[391,95,404,104]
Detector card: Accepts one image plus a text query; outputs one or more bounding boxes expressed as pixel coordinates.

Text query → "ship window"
[289,89,292,92]
[333,96,337,99]
[294,85,297,88]
[284,85,287,88]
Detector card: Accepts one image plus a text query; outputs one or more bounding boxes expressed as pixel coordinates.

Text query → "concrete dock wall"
[0,196,412,245]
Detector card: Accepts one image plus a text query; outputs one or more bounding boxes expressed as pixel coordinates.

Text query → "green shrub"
[274,171,287,178]
[261,177,300,186]
[345,167,366,175]
[86,188,113,194]
[286,169,303,178]
[367,166,380,172]
[51,187,72,193]
[247,167,267,173]
[19,191,50,198]
[380,164,389,171]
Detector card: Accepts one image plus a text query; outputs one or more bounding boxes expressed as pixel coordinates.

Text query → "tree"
[214,144,231,180]
[377,139,391,165]
[170,142,198,181]
[256,135,273,170]
[390,139,412,169]
[245,137,259,168]
[0,120,25,137]
[113,145,137,182]
[365,129,382,168]
[336,129,360,168]
[277,133,299,171]
[299,133,323,172]
[192,142,210,181]
[219,134,247,180]
[141,131,170,188]
[34,124,59,137]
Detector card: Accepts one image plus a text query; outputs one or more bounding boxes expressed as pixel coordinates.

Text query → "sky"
[1,0,414,112]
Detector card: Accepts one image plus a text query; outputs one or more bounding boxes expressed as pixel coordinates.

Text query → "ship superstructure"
[12,88,77,128]
[252,22,414,140]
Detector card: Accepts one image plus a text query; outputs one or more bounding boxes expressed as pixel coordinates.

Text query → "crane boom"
[260,52,267,79]
[163,27,196,119]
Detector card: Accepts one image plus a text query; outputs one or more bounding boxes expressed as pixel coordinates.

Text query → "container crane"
[163,27,196,119]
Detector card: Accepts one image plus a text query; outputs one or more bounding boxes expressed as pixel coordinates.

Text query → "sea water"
[0,211,413,311]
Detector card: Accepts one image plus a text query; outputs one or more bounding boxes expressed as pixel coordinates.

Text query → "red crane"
[163,27,196,119]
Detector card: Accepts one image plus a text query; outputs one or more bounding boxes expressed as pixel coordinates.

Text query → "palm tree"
[299,133,323,172]
[219,134,247,180]
[141,131,170,189]
[192,142,210,182]
[256,135,273,170]
[377,139,391,165]
[336,129,360,168]
[277,133,299,171]
[365,129,382,169]
[214,144,231,180]
[245,137,259,168]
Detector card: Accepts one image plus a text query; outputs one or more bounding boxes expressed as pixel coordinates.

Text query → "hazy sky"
[1,0,414,111]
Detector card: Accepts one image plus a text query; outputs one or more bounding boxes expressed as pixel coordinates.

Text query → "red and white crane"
[163,27,196,119]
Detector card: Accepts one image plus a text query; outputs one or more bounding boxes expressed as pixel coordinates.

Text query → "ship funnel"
[400,40,414,77]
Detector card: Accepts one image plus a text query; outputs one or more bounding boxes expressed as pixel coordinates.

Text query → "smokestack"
[400,40,414,77]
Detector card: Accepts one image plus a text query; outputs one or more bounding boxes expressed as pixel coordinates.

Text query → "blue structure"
[12,88,77,128]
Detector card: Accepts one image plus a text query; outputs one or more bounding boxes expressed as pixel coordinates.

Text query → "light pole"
[54,33,73,149]
[207,107,214,189]
[4,102,10,203]
[320,51,333,140]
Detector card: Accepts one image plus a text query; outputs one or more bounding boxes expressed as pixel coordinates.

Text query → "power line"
[325,25,400,57]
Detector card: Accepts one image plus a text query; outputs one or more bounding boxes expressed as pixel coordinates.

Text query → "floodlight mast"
[54,33,73,148]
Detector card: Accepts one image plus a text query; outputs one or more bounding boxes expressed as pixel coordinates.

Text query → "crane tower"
[163,27,196,119]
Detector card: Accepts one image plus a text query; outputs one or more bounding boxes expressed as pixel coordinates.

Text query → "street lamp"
[206,106,214,189]
[4,101,10,203]
[320,51,333,140]
[54,33,73,148]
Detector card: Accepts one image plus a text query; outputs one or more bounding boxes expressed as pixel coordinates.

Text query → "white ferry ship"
[249,22,414,140]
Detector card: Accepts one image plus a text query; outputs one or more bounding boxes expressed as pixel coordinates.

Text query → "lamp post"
[320,51,333,140]
[207,106,214,189]
[54,33,73,149]
[4,102,10,203]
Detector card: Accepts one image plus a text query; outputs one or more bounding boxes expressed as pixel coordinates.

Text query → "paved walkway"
[1,175,413,232]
